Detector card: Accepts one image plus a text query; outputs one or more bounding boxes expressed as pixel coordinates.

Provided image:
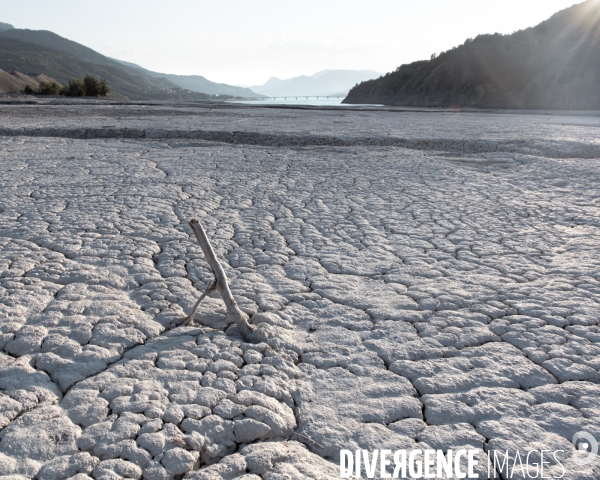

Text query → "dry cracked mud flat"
[0,100,599,479]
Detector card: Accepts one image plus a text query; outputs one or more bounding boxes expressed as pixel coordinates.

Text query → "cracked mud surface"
[0,101,599,479]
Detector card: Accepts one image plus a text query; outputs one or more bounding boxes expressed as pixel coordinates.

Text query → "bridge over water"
[255,95,345,101]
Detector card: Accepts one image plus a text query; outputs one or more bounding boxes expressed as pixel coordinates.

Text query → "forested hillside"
[345,0,600,109]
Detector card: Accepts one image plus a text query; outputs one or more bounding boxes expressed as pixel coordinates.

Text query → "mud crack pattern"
[0,102,599,479]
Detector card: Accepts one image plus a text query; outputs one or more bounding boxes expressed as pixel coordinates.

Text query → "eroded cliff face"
[345,0,600,109]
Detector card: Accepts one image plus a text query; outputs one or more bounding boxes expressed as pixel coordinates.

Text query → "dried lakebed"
[0,101,599,479]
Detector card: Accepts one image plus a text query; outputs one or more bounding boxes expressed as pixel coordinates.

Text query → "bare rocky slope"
[345,0,600,109]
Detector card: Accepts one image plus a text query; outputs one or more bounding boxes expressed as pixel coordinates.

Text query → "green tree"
[24,84,37,94]
[97,78,109,97]
[82,75,109,96]
[62,78,86,97]
[37,81,62,95]
[83,74,99,96]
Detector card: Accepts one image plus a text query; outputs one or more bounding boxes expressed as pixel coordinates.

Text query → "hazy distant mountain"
[345,0,600,109]
[111,59,262,97]
[0,27,259,100]
[0,23,13,32]
[251,70,381,97]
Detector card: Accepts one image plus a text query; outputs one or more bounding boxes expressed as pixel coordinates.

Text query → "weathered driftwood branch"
[186,219,256,340]
[183,280,216,326]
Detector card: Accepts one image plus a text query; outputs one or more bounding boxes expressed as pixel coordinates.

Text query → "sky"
[1,0,582,86]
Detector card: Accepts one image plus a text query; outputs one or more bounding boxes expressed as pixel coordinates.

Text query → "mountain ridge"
[110,58,262,97]
[0,28,259,99]
[0,35,187,100]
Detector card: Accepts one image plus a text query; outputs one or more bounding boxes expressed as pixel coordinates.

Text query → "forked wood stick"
[187,219,256,340]
[183,280,216,326]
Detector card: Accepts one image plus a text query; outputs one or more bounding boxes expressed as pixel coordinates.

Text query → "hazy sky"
[1,0,581,86]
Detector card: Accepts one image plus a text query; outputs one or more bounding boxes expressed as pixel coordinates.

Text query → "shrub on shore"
[83,74,109,97]
[62,78,86,97]
[24,75,110,97]
[38,81,63,95]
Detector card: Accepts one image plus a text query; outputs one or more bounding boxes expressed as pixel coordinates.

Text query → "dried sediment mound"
[0,102,599,479]
[0,69,58,94]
